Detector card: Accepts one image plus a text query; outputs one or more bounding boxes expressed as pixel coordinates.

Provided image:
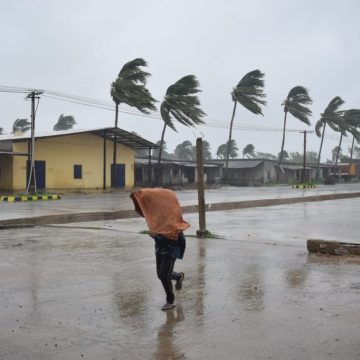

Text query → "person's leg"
[172,271,185,291]
[156,254,176,304]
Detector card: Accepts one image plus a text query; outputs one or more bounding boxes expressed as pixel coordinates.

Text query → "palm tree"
[315,97,346,179]
[12,118,31,133]
[339,109,360,172]
[279,86,312,165]
[219,140,239,159]
[53,114,76,131]
[225,70,266,179]
[243,144,255,158]
[190,140,212,160]
[110,58,156,187]
[216,144,227,159]
[278,150,289,161]
[0,127,3,135]
[158,75,205,166]
[175,140,193,160]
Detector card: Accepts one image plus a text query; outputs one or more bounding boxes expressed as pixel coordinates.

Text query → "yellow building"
[0,127,157,192]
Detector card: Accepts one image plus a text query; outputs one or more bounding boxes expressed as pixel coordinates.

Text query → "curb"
[0,195,61,202]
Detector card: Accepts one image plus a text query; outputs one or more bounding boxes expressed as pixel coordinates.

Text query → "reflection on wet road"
[0,198,360,359]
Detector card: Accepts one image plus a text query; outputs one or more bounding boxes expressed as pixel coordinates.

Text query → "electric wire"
[0,85,356,144]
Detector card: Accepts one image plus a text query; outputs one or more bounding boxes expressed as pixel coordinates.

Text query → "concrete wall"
[11,133,135,190]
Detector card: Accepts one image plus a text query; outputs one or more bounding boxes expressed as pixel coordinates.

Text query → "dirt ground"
[0,198,360,359]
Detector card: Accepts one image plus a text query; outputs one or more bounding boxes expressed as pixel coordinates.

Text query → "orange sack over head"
[130,188,190,240]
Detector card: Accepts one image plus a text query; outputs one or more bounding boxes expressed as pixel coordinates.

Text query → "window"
[74,165,82,179]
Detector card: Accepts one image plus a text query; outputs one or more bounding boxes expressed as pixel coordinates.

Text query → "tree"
[216,144,227,159]
[12,118,30,133]
[218,140,238,160]
[0,127,3,135]
[110,58,156,186]
[225,70,266,179]
[152,140,171,158]
[243,144,255,158]
[338,110,360,170]
[175,140,193,160]
[332,146,341,162]
[279,86,312,165]
[53,114,76,131]
[278,150,289,162]
[158,75,205,168]
[190,140,212,160]
[315,97,346,179]
[255,152,277,160]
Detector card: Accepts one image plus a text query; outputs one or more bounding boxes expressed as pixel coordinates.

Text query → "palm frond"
[284,86,312,125]
[232,69,266,115]
[323,96,344,116]
[111,58,157,113]
[343,109,360,127]
[160,75,205,132]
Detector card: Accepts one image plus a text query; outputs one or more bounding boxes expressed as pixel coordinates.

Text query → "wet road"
[1,183,360,221]
[1,198,360,359]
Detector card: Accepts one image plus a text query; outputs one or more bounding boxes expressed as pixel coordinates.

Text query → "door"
[27,160,46,190]
[111,163,125,188]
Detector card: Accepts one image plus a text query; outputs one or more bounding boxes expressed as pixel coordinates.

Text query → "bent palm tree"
[110,58,156,187]
[12,118,30,133]
[243,144,255,158]
[225,70,266,180]
[279,86,312,165]
[340,109,360,172]
[315,97,346,179]
[175,140,193,160]
[158,75,205,182]
[53,114,76,131]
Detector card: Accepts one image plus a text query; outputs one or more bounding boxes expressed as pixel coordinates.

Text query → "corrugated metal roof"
[0,127,158,149]
[135,158,222,168]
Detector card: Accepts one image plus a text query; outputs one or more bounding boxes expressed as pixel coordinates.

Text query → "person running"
[130,188,189,311]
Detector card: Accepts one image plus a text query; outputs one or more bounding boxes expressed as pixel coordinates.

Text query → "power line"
[0,85,356,143]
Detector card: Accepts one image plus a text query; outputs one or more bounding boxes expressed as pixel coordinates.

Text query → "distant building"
[0,127,157,192]
[135,157,222,187]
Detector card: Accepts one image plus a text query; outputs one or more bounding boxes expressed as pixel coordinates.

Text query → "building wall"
[0,155,14,190]
[11,133,134,190]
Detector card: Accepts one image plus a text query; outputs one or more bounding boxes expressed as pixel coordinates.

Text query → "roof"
[0,127,158,149]
[135,157,223,168]
[212,159,265,169]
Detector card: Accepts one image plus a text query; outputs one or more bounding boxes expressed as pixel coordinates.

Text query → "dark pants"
[156,253,182,304]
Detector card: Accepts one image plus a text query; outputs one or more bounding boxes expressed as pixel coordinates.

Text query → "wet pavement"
[1,183,360,221]
[1,197,360,359]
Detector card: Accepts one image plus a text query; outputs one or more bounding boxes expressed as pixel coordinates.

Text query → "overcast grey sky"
[1,0,359,161]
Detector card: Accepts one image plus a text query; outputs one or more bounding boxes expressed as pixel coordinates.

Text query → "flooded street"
[1,198,360,359]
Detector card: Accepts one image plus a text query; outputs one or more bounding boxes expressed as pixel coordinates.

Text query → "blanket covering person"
[130,188,190,310]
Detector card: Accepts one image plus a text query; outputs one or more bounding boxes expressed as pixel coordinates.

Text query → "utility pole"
[300,130,313,183]
[26,90,43,194]
[196,138,207,237]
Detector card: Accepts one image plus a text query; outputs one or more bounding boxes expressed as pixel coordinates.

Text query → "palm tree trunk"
[279,111,288,166]
[335,133,343,179]
[316,123,326,180]
[224,101,237,181]
[349,132,356,176]
[335,134,343,166]
[157,122,167,186]
[112,102,119,187]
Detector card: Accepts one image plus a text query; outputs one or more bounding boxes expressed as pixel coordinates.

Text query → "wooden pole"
[196,138,207,237]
